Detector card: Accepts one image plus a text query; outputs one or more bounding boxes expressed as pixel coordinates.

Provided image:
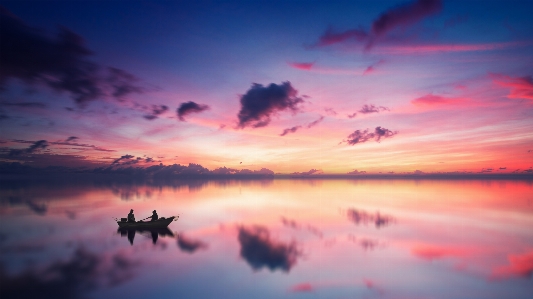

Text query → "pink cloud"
[492,250,533,279]
[289,282,314,292]
[411,244,471,260]
[363,60,385,75]
[363,278,385,295]
[287,61,315,71]
[411,94,469,106]
[315,27,368,47]
[376,42,519,54]
[491,74,533,101]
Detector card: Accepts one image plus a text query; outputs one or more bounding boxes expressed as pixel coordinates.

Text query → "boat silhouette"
[117,216,178,228]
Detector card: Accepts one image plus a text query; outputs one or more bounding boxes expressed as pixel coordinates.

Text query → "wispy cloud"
[287,61,315,71]
[143,105,168,120]
[491,73,533,101]
[342,127,398,145]
[307,116,324,128]
[280,126,301,136]
[9,140,48,156]
[314,0,442,49]
[411,94,469,106]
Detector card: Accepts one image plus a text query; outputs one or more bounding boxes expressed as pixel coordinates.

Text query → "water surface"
[1,179,532,298]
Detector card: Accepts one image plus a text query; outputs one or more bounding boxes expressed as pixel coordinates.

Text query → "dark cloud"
[9,140,48,156]
[0,101,47,108]
[25,200,47,215]
[65,136,78,142]
[2,196,48,215]
[176,101,209,121]
[112,154,135,165]
[0,7,143,106]
[347,169,367,175]
[177,234,208,253]
[0,247,140,299]
[210,167,275,177]
[143,104,168,120]
[314,0,442,49]
[291,169,323,176]
[237,82,304,128]
[280,126,301,136]
[358,104,390,114]
[371,0,442,37]
[307,116,324,128]
[238,225,300,272]
[343,126,398,145]
[347,208,394,229]
[107,67,142,100]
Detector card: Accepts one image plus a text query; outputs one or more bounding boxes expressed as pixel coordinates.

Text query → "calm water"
[1,179,532,299]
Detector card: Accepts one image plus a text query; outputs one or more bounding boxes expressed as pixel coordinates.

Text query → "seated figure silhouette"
[127,209,135,222]
[150,210,158,222]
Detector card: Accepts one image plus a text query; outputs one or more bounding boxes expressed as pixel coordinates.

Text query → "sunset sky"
[1,0,532,175]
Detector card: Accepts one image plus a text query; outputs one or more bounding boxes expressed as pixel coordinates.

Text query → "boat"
[117,216,178,228]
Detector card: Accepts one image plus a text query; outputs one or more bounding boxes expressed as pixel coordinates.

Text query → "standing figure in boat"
[150,210,158,222]
[128,209,136,222]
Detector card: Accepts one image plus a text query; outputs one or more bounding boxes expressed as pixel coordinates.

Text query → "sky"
[1,0,533,175]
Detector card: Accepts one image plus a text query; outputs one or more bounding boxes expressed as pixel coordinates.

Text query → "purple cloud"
[280,126,301,136]
[237,82,304,128]
[9,140,49,156]
[371,0,442,37]
[307,116,324,128]
[143,104,168,120]
[177,101,209,121]
[343,126,398,145]
[314,0,442,49]
[0,7,143,106]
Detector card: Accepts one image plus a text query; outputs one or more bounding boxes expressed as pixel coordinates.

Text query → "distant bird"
[240,162,242,164]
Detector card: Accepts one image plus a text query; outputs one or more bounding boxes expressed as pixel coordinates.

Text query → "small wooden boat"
[117,216,178,228]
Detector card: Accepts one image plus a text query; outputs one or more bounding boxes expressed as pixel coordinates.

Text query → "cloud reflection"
[177,233,208,253]
[238,226,301,272]
[346,208,394,228]
[0,247,140,299]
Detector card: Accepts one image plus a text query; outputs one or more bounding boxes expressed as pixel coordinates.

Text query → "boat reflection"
[117,227,174,245]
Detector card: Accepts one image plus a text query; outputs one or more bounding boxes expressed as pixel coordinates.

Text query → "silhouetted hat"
[153,210,156,212]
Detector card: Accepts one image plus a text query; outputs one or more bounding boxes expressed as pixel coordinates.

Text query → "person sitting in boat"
[127,209,135,222]
[150,210,158,222]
